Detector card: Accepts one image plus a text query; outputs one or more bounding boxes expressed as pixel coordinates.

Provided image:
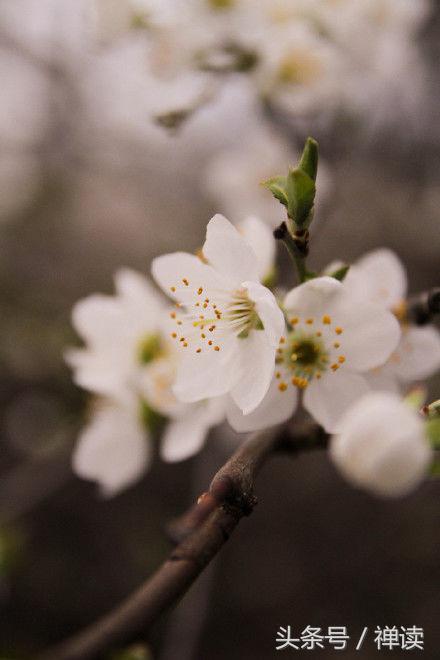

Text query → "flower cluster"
[67,205,439,497]
[91,0,430,129]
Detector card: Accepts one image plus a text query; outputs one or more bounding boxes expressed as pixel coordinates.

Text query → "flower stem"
[273,221,312,284]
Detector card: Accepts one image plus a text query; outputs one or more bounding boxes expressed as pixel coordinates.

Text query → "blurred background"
[0,1,439,658]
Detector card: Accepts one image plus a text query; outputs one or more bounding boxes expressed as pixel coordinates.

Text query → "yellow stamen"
[338,355,346,364]
[182,278,189,286]
[290,317,299,325]
[306,318,314,325]
[214,345,220,351]
[322,315,331,324]
[334,342,340,348]
[335,327,343,335]
[278,382,288,392]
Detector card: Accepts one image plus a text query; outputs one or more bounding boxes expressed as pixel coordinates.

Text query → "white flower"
[330,391,432,497]
[72,399,150,497]
[151,214,285,414]
[227,276,401,433]
[344,249,440,392]
[66,268,224,495]
[238,216,276,284]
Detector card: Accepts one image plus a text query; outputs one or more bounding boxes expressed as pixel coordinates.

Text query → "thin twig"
[37,423,327,660]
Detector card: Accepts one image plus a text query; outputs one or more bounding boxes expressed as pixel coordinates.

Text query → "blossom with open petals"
[227,276,400,433]
[66,268,224,495]
[343,249,440,392]
[330,392,432,497]
[151,214,285,414]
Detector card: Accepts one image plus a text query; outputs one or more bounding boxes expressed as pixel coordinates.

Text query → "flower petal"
[71,294,125,347]
[203,214,260,285]
[72,402,150,497]
[284,276,342,319]
[245,280,285,347]
[331,301,401,371]
[226,376,297,432]
[230,330,276,414]
[303,372,370,433]
[344,248,407,308]
[239,215,275,281]
[392,325,440,381]
[151,252,223,303]
[173,337,239,403]
[65,347,134,402]
[114,268,164,332]
[160,398,225,462]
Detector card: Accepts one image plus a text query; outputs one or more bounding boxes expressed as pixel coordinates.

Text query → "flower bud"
[330,392,432,497]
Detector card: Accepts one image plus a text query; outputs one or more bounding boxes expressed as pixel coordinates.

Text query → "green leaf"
[286,168,316,226]
[426,418,440,449]
[329,264,350,282]
[299,137,319,181]
[262,176,288,208]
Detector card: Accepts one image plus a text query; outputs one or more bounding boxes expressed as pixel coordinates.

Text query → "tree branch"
[407,288,440,325]
[37,423,327,660]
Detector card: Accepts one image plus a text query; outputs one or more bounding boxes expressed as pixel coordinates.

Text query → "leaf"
[299,137,319,181]
[286,168,316,226]
[262,176,288,207]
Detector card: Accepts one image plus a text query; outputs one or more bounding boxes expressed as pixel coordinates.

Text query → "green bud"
[299,137,319,181]
[263,137,318,230]
[286,167,316,227]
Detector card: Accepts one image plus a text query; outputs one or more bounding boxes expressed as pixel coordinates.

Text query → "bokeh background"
[0,1,439,658]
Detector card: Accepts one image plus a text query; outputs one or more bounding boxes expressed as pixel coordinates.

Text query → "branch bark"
[37,423,327,660]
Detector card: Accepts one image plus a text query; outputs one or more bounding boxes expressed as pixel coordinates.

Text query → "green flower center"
[137,334,162,365]
[276,330,329,388]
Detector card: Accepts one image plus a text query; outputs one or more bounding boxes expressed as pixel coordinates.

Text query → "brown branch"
[407,288,440,325]
[37,423,327,660]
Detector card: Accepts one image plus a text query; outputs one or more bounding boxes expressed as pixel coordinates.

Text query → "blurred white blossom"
[343,249,440,392]
[330,391,432,497]
[66,268,224,495]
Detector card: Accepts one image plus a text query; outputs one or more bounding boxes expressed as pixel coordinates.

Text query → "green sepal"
[329,264,350,282]
[140,401,167,434]
[286,167,316,227]
[426,418,440,449]
[299,137,319,181]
